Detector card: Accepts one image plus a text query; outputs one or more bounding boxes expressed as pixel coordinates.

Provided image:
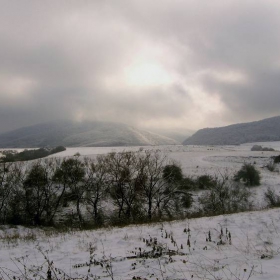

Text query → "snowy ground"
[0,209,280,279]
[1,142,280,279]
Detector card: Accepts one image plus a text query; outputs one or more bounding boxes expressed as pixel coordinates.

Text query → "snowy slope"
[0,208,280,279]
[0,120,178,148]
[183,115,280,145]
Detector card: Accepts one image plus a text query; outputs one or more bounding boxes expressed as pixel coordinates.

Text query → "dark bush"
[272,155,280,164]
[163,164,183,183]
[234,163,261,186]
[264,188,280,208]
[266,160,277,172]
[262,147,275,151]
[251,145,263,151]
[196,175,216,190]
[251,145,274,151]
[199,179,251,215]
[181,193,193,208]
[179,177,196,190]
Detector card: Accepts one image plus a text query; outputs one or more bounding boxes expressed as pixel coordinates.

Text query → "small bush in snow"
[234,163,261,186]
[251,145,263,151]
[266,161,277,172]
[199,175,252,215]
[196,174,216,190]
[264,188,280,208]
[272,155,280,164]
[181,193,193,208]
[163,164,183,184]
[179,176,196,190]
[251,145,274,151]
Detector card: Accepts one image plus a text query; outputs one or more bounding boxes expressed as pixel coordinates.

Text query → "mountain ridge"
[0,120,178,148]
[183,115,280,145]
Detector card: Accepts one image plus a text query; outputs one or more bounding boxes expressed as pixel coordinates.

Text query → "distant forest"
[0,146,66,162]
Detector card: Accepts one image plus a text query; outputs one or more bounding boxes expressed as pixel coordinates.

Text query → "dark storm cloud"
[0,0,280,134]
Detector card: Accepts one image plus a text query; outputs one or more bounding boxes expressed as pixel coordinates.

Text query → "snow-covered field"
[1,209,280,279]
[1,142,280,279]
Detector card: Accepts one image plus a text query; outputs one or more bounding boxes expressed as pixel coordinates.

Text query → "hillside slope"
[183,115,280,145]
[0,120,178,148]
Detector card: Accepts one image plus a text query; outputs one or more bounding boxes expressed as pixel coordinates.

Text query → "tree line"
[0,146,66,162]
[0,150,191,228]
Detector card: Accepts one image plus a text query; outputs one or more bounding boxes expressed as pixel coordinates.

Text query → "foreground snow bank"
[0,208,280,279]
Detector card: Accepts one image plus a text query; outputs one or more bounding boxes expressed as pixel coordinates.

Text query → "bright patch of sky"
[0,0,280,134]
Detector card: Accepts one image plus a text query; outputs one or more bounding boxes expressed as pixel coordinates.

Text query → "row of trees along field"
[0,150,192,228]
[0,146,66,162]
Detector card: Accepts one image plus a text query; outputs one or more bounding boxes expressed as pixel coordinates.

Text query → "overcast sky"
[1,0,280,135]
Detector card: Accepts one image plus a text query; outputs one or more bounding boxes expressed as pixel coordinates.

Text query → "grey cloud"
[123,0,280,124]
[0,0,280,134]
[202,67,280,123]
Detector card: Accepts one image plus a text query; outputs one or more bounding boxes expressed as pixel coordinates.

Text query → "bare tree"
[0,162,14,223]
[22,159,64,226]
[6,162,26,224]
[54,157,85,226]
[84,156,109,226]
[106,152,141,222]
[36,159,65,225]
[136,150,177,220]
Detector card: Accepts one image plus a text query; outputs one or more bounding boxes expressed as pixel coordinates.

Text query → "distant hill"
[0,120,178,148]
[183,116,280,145]
[151,128,195,142]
